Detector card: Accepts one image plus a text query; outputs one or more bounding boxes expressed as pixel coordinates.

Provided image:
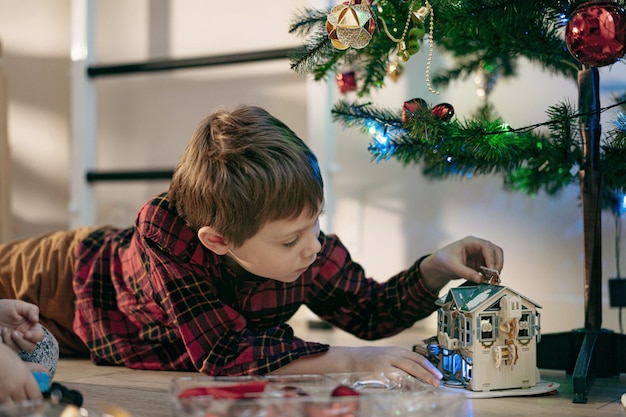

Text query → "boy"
[0,105,503,386]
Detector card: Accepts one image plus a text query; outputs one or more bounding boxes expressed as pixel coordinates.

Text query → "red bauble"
[336,70,357,93]
[565,0,626,67]
[401,98,428,123]
[330,385,360,397]
[431,102,455,121]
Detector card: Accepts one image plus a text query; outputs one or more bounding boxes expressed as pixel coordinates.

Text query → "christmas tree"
[289,0,626,402]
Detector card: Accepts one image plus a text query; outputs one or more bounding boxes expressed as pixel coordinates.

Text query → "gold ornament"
[387,59,404,82]
[326,1,376,50]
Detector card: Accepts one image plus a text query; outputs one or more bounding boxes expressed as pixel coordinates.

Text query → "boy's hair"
[168,105,324,247]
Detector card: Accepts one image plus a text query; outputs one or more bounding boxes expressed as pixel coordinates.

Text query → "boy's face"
[227,206,323,282]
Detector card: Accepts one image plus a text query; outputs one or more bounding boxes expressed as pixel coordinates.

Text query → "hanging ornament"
[405,5,428,54]
[431,103,455,121]
[326,0,376,50]
[380,2,429,62]
[387,59,404,82]
[565,0,626,67]
[401,98,428,123]
[336,69,358,93]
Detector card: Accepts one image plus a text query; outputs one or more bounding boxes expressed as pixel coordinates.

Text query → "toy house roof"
[435,283,542,312]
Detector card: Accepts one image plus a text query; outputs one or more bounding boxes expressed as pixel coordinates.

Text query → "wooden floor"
[52,326,626,417]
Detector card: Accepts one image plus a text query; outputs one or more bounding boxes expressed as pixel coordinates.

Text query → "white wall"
[1,0,625,339]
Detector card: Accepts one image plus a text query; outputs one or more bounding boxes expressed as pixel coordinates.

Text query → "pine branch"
[332,100,403,130]
[288,8,328,37]
[431,0,581,82]
[288,0,626,201]
[330,97,626,197]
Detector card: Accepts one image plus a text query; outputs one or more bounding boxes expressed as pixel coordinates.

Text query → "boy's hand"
[0,343,44,405]
[419,236,504,293]
[0,300,45,352]
[270,346,443,387]
[1,326,43,352]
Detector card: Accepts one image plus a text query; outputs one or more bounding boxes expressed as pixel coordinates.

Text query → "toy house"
[416,279,542,392]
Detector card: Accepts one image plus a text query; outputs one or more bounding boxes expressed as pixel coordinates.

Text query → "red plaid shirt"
[73,194,439,375]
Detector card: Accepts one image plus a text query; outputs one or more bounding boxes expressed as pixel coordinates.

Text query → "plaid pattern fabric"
[73,194,439,375]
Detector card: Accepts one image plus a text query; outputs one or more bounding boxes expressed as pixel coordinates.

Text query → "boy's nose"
[303,234,321,257]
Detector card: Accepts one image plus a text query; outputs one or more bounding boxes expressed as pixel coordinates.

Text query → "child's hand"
[419,236,504,293]
[0,300,45,352]
[0,343,44,405]
[270,346,443,387]
[335,346,443,386]
[1,326,44,352]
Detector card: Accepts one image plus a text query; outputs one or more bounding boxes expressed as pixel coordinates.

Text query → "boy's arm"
[269,345,442,387]
[172,294,331,376]
[307,234,503,338]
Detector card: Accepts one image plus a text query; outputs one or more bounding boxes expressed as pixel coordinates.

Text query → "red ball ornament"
[336,70,357,93]
[431,102,455,121]
[565,0,626,67]
[331,385,360,397]
[401,98,428,123]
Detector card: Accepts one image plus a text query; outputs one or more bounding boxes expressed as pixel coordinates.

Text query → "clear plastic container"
[169,372,466,417]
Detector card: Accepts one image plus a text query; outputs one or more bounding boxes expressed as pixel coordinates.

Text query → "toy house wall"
[468,302,539,391]
[439,290,539,391]
[1,0,626,337]
[469,341,538,392]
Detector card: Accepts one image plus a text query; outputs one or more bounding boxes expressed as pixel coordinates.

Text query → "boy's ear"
[197,226,230,255]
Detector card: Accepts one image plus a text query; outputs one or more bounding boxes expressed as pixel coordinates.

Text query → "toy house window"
[518,312,532,339]
[457,316,465,347]
[442,350,462,378]
[478,314,496,341]
[464,317,472,345]
[453,316,462,341]
[439,311,451,335]
[462,356,473,382]
[442,348,452,374]
[536,312,541,342]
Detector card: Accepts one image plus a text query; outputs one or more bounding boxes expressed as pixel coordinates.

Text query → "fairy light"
[615,112,626,132]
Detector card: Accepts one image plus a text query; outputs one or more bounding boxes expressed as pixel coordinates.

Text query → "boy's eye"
[284,237,300,248]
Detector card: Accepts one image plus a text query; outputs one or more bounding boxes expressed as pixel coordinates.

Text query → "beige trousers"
[0,227,98,356]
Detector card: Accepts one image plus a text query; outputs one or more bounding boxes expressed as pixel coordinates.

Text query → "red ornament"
[431,102,455,121]
[565,0,626,67]
[401,98,428,123]
[330,385,360,397]
[336,70,357,93]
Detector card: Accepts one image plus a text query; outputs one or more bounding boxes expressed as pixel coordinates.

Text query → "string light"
[615,112,626,132]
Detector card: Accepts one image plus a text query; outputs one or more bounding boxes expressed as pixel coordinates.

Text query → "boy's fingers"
[23,324,45,344]
[3,328,38,352]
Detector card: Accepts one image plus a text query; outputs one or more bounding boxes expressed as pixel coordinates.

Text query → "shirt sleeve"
[149,246,330,376]
[304,233,440,340]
